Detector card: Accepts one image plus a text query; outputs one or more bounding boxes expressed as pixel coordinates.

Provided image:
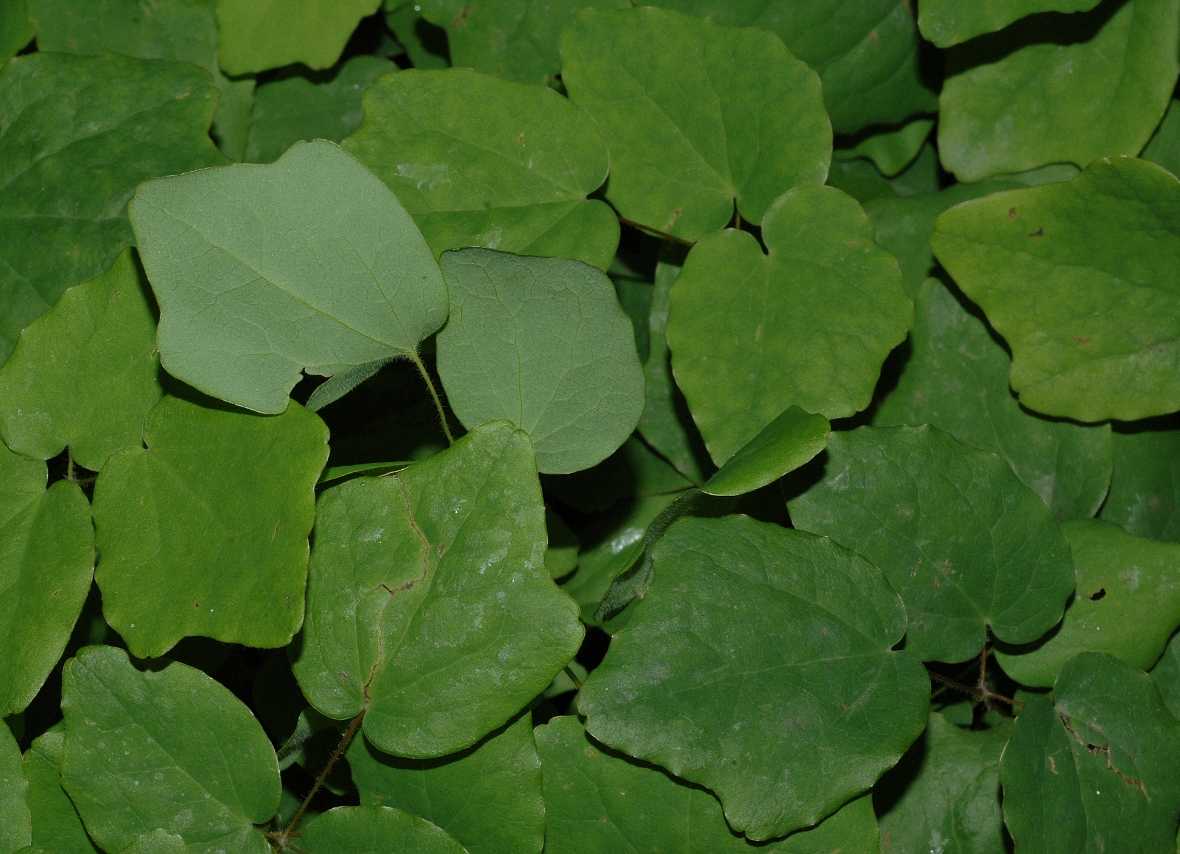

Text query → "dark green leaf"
[21,729,97,854]
[0,0,32,64]
[1151,631,1180,719]
[384,2,448,70]
[836,118,934,178]
[1144,98,1180,177]
[0,721,30,853]
[299,806,467,853]
[919,0,1102,47]
[701,407,829,498]
[1100,424,1180,540]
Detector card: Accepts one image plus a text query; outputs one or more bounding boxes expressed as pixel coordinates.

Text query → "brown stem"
[928,671,1021,709]
[408,350,454,445]
[273,712,365,848]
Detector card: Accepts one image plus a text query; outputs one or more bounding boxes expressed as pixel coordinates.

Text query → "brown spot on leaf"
[1029,227,1044,238]
[1008,207,1018,220]
[1074,336,1090,347]
[451,4,472,27]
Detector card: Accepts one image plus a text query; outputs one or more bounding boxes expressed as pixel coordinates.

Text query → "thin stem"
[408,350,454,445]
[274,712,364,847]
[563,665,583,690]
[615,214,693,247]
[66,449,75,482]
[928,671,1021,709]
[733,209,743,229]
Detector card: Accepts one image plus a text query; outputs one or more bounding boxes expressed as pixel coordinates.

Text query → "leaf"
[0,250,162,471]
[999,652,1180,853]
[0,721,30,854]
[836,117,935,178]
[122,830,187,854]
[299,806,467,853]
[996,521,1180,686]
[92,395,328,658]
[245,56,395,163]
[536,716,881,853]
[347,714,544,854]
[435,249,644,475]
[875,713,1011,854]
[384,3,448,70]
[701,407,829,498]
[129,139,448,414]
[874,278,1112,520]
[306,359,394,413]
[932,157,1180,421]
[344,68,618,270]
[545,508,579,579]
[0,51,221,363]
[1151,631,1180,719]
[938,1,1180,181]
[1100,424,1180,540]
[789,425,1075,662]
[0,0,32,64]
[561,6,830,241]
[577,515,930,840]
[666,186,910,465]
[292,422,584,757]
[918,0,1102,47]
[20,729,96,854]
[0,443,94,717]
[215,0,381,74]
[60,645,281,854]
[1144,98,1180,177]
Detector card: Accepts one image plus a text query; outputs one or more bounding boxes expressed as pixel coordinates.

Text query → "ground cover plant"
[3,0,1180,851]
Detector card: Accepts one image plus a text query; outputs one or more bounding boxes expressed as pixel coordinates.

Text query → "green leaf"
[536,716,881,852]
[789,425,1075,662]
[384,3,448,70]
[578,515,929,840]
[0,443,94,717]
[21,729,96,854]
[667,187,910,465]
[347,714,543,854]
[874,278,1111,520]
[1151,631,1180,719]
[938,1,1180,181]
[1144,98,1180,178]
[0,721,30,854]
[919,0,1102,47]
[435,249,644,475]
[561,6,830,241]
[122,830,186,853]
[1000,652,1180,853]
[875,713,1011,854]
[0,250,162,471]
[216,0,380,74]
[701,407,829,498]
[932,157,1180,421]
[293,423,584,757]
[299,806,467,853]
[1100,424,1180,540]
[92,395,328,658]
[0,52,221,363]
[545,508,579,580]
[246,56,395,163]
[0,0,32,64]
[61,645,280,854]
[344,68,617,270]
[836,117,935,178]
[306,359,394,414]
[996,521,1180,686]
[129,139,447,415]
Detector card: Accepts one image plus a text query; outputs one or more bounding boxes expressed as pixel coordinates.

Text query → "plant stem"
[408,350,454,445]
[928,670,1021,709]
[66,449,75,482]
[563,665,583,690]
[274,711,364,847]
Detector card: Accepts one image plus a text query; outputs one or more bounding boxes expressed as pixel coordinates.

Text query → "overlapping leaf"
[836,118,934,178]
[0,0,31,64]
[20,729,97,854]
[919,0,1102,47]
[1144,98,1180,177]
[1101,425,1180,540]
[701,406,829,498]
[299,806,467,853]
[0,721,30,853]
[216,0,380,74]
[1151,632,1180,718]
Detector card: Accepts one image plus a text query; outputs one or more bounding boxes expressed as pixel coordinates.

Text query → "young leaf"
[61,645,281,854]
[700,407,829,498]
[1000,653,1180,853]
[344,68,617,269]
[938,1,1180,181]
[918,0,1102,47]
[536,716,881,852]
[578,515,930,840]
[1100,425,1180,540]
[293,423,584,757]
[298,806,466,853]
[0,52,221,362]
[435,249,644,475]
[92,395,328,658]
[0,721,31,853]
[216,0,380,74]
[347,714,544,854]
[0,443,94,717]
[667,186,910,465]
[874,278,1111,520]
[0,250,162,471]
[21,729,96,854]
[835,117,935,178]
[561,6,830,241]
[996,521,1180,686]
[789,425,1075,663]
[129,139,448,414]
[932,157,1180,421]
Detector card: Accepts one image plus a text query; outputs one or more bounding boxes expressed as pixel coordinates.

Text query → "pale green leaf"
[216,0,380,74]
[561,6,830,241]
[938,1,1179,181]
[1151,631,1180,719]
[0,250,162,471]
[874,278,1112,520]
[293,423,584,757]
[92,395,328,658]
[0,443,94,717]
[789,425,1075,662]
[61,645,280,854]
[299,806,467,853]
[919,0,1102,47]
[578,515,929,840]
[0,721,30,854]
[347,714,543,854]
[536,716,881,853]
[246,56,395,163]
[21,730,96,854]
[996,521,1180,686]
[1101,425,1180,540]
[0,0,32,64]
[0,52,221,363]
[435,249,644,475]
[1144,98,1180,177]
[1000,652,1180,853]
[701,407,829,498]
[129,139,447,415]
[344,68,617,269]
[932,157,1180,421]
[667,186,910,465]
[836,118,935,178]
